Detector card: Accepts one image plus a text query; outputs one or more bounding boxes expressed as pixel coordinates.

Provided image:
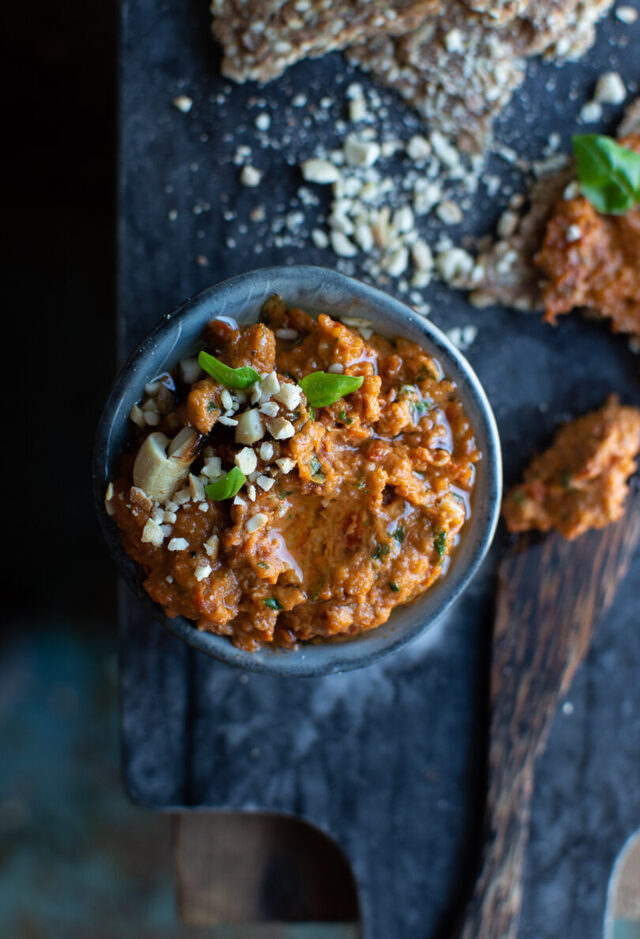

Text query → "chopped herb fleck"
[414,398,433,419]
[207,401,218,412]
[388,582,400,593]
[561,470,572,490]
[434,530,447,561]
[372,543,390,561]
[339,409,347,421]
[264,597,281,610]
[355,478,367,490]
[309,455,325,481]
[418,364,438,381]
[308,406,315,420]
[512,491,526,504]
[257,561,269,569]
[393,525,405,544]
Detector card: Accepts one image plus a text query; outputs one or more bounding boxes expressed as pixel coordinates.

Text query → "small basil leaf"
[299,371,364,408]
[205,467,246,501]
[572,135,640,215]
[198,350,261,389]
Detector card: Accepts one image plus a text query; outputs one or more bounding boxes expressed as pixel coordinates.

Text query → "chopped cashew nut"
[168,537,189,551]
[259,372,280,399]
[235,447,258,475]
[189,473,206,502]
[246,513,268,533]
[133,428,200,502]
[276,457,296,474]
[235,409,265,445]
[141,519,165,546]
[204,534,219,558]
[268,418,295,440]
[273,383,302,410]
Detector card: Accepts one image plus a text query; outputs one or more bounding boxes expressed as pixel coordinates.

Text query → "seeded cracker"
[348,2,528,154]
[210,0,443,84]
[348,0,615,153]
[464,0,530,24]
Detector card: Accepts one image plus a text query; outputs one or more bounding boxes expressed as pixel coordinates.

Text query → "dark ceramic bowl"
[94,266,501,675]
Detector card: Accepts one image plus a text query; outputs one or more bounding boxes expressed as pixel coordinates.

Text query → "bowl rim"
[93,265,502,676]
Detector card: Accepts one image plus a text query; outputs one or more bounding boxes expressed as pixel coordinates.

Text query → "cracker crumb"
[172,95,193,113]
[240,165,263,187]
[255,112,271,131]
[615,5,638,23]
[594,71,626,106]
[580,100,603,123]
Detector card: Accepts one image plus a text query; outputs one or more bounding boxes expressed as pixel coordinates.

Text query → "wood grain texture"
[460,485,640,939]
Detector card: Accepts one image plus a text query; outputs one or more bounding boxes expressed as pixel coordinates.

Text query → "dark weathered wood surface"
[461,487,640,939]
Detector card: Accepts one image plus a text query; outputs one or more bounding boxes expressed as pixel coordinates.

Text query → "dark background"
[1,5,356,935]
[5,0,117,627]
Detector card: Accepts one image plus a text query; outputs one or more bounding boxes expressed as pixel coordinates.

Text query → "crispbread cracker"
[348,2,527,153]
[348,0,614,152]
[210,0,442,84]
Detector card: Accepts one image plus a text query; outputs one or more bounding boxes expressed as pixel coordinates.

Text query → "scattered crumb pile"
[503,395,640,539]
[222,78,498,337]
[211,0,617,150]
[297,83,488,310]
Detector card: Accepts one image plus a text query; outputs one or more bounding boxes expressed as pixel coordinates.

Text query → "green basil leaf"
[198,350,261,389]
[205,467,246,501]
[299,371,364,408]
[572,135,640,215]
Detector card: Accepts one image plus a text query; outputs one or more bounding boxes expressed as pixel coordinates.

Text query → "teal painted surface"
[612,921,640,939]
[0,626,358,939]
